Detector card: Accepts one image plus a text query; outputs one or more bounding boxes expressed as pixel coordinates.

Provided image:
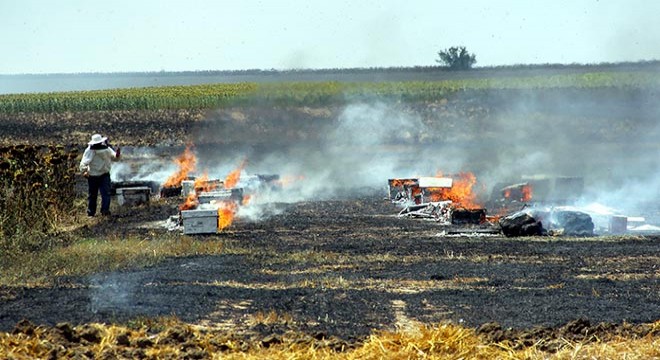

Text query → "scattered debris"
[398,201,452,224]
[451,208,487,225]
[435,230,500,237]
[499,208,594,237]
[499,211,544,237]
[552,210,594,236]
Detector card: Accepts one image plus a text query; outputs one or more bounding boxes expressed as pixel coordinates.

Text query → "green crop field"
[2,71,660,113]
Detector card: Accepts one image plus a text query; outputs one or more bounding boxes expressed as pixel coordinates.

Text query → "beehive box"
[116,186,150,206]
[181,209,218,234]
[198,188,244,204]
[609,215,627,234]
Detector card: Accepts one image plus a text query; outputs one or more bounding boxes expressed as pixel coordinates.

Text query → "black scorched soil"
[1,197,659,345]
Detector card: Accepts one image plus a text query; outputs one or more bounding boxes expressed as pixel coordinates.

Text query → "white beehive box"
[198,188,244,204]
[181,209,218,234]
[116,186,151,206]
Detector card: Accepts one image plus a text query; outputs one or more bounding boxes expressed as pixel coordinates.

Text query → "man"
[79,134,120,216]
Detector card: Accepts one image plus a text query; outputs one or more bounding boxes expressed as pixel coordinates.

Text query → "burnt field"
[1,77,660,357]
[1,195,659,344]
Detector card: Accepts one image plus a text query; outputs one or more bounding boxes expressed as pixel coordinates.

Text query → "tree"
[436,46,477,70]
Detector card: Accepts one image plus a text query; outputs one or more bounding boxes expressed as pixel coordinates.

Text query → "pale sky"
[2,0,659,74]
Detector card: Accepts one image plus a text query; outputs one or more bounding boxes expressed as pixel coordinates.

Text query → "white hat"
[88,134,108,145]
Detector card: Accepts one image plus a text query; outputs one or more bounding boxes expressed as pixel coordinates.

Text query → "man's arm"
[109,147,120,161]
[79,147,93,172]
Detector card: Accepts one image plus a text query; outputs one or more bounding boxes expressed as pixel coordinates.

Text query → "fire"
[241,194,252,206]
[194,172,219,193]
[179,192,198,211]
[213,160,248,231]
[163,145,197,188]
[521,184,533,202]
[173,157,249,232]
[486,206,511,223]
[217,201,238,231]
[503,189,511,199]
[430,171,481,209]
[224,160,246,189]
[391,178,417,187]
[411,186,423,204]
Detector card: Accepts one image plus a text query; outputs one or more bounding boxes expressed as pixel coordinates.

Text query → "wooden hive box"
[116,186,151,206]
[181,209,218,234]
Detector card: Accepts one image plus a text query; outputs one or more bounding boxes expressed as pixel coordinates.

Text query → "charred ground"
[1,195,659,346]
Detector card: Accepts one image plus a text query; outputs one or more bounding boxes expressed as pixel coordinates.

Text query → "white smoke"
[114,93,660,230]
[111,147,178,183]
[88,274,135,314]
[242,101,429,199]
[217,102,431,222]
[580,172,660,224]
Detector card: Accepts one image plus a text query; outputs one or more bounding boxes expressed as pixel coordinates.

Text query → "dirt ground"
[1,194,659,345]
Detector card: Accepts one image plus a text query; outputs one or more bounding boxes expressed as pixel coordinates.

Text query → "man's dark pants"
[87,173,111,216]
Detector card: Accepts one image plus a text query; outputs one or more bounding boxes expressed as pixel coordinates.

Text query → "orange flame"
[486,206,511,223]
[177,171,220,211]
[503,189,511,199]
[521,184,533,202]
[194,172,219,193]
[179,192,198,211]
[224,160,246,189]
[217,201,238,231]
[241,194,252,206]
[411,186,423,204]
[163,146,197,188]
[390,178,417,187]
[430,171,481,209]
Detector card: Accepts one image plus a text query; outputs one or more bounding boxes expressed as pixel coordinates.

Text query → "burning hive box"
[388,177,453,204]
[161,176,224,198]
[163,174,280,199]
[172,171,280,234]
[181,179,225,197]
[197,188,244,204]
[179,191,244,234]
[181,208,219,235]
[179,185,247,235]
[391,175,489,226]
[490,176,584,206]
